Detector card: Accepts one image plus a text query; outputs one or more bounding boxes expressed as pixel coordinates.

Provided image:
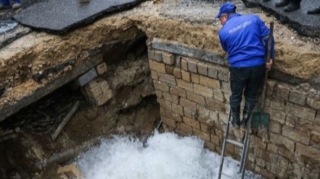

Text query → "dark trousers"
[229,65,265,109]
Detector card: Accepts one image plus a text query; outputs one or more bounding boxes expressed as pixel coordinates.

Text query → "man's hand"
[266,59,273,71]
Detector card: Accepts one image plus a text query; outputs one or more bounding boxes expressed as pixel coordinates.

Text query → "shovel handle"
[260,22,274,110]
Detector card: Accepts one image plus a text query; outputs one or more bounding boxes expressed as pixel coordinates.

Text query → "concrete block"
[75,68,97,86]
[57,163,83,179]
[276,84,290,101]
[96,62,107,75]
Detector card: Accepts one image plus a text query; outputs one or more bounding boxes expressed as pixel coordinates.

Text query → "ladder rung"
[222,172,234,179]
[226,139,244,147]
[223,156,240,165]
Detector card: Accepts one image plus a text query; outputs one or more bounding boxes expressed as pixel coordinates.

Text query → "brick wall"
[149,40,320,179]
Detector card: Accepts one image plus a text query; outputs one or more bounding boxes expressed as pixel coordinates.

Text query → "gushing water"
[77,131,261,179]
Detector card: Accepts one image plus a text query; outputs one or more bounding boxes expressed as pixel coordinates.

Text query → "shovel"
[251,22,274,131]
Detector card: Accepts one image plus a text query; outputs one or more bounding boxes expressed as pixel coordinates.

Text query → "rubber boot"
[284,2,300,12]
[275,0,289,7]
[263,0,270,2]
[240,104,254,130]
[231,106,240,129]
[307,6,320,14]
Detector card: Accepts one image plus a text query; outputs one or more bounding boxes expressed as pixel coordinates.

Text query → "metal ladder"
[217,108,251,179]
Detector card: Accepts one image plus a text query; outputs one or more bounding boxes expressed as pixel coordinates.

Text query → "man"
[216,2,274,130]
[0,0,21,10]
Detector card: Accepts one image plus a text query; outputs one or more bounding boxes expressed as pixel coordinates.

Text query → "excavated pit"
[1,0,320,178]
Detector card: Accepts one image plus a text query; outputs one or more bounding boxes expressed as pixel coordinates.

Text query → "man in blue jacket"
[216,2,274,130]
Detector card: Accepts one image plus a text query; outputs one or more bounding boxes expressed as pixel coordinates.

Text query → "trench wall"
[149,39,320,179]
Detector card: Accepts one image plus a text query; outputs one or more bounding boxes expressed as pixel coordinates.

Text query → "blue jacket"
[218,13,275,67]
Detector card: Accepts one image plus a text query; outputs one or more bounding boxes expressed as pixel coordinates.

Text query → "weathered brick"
[191,73,200,84]
[285,115,296,127]
[213,90,224,102]
[197,62,208,76]
[158,99,172,110]
[149,60,165,73]
[250,135,267,149]
[296,143,320,160]
[183,107,197,119]
[307,94,320,110]
[206,98,226,113]
[200,123,210,132]
[180,98,197,109]
[187,59,198,73]
[162,116,176,128]
[165,65,174,75]
[186,91,205,105]
[286,103,316,121]
[282,126,310,145]
[96,89,113,106]
[217,67,229,82]
[199,76,220,89]
[269,120,281,133]
[177,123,192,134]
[193,128,210,141]
[204,141,216,151]
[210,134,220,146]
[181,70,191,82]
[289,90,307,105]
[159,73,176,85]
[173,68,182,79]
[207,64,218,79]
[170,86,186,98]
[162,52,175,65]
[181,58,188,71]
[150,70,158,80]
[196,106,210,118]
[148,49,155,60]
[264,107,286,124]
[221,81,230,93]
[153,81,169,92]
[171,103,184,116]
[269,132,295,151]
[276,84,290,101]
[163,92,179,104]
[96,62,108,75]
[270,100,286,111]
[193,84,213,98]
[154,51,163,62]
[255,166,276,179]
[177,79,193,92]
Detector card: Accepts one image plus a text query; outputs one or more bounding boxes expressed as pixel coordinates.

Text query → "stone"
[162,116,176,128]
[180,98,196,109]
[96,63,108,75]
[177,123,192,134]
[306,94,320,110]
[173,68,182,79]
[153,81,169,92]
[165,65,175,75]
[191,73,199,84]
[176,79,193,92]
[187,59,198,73]
[193,84,213,98]
[282,126,310,145]
[96,89,113,106]
[75,68,97,86]
[183,116,200,129]
[170,86,186,98]
[57,163,83,179]
[181,70,190,82]
[186,91,205,105]
[158,73,176,85]
[197,62,208,76]
[289,90,306,106]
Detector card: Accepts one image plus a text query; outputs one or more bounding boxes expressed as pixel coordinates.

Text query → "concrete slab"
[260,0,320,37]
[13,0,144,34]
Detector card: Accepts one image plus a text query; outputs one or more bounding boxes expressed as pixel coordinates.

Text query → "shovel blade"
[251,112,270,130]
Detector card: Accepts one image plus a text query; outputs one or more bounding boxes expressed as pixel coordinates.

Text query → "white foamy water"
[77,131,261,179]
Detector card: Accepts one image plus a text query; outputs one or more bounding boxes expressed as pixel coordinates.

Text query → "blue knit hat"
[215,2,236,18]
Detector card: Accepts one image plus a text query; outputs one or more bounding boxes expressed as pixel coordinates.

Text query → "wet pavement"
[260,0,320,37]
[13,0,144,34]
